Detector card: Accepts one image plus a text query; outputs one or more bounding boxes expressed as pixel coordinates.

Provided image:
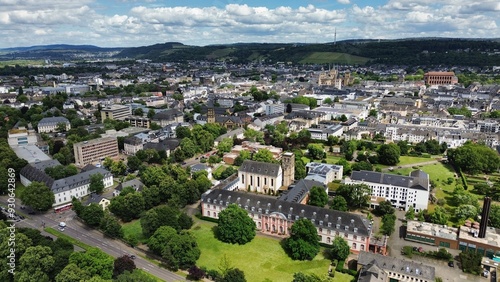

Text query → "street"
[0,196,185,282]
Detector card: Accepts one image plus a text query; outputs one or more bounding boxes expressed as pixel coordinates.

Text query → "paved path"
[0,197,185,282]
[381,160,441,171]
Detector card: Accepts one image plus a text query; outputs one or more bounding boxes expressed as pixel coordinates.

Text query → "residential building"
[151,109,184,127]
[201,189,371,253]
[100,104,131,121]
[73,137,119,167]
[305,162,343,184]
[238,160,283,194]
[124,116,151,128]
[20,161,113,208]
[308,124,344,141]
[143,138,180,157]
[113,179,145,197]
[37,117,71,133]
[123,136,143,155]
[424,71,458,85]
[265,102,285,115]
[344,170,430,212]
[357,251,435,282]
[85,194,111,210]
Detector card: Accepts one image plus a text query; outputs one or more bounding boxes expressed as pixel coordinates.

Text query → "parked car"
[448,261,454,267]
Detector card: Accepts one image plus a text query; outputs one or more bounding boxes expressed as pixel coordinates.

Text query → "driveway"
[387,210,476,282]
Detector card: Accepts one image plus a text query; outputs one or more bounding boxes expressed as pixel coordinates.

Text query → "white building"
[20,161,113,208]
[305,163,343,184]
[37,117,71,133]
[8,127,38,147]
[308,124,344,141]
[238,160,283,194]
[343,170,430,212]
[265,102,285,115]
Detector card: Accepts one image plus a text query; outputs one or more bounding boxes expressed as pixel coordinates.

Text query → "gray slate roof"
[350,170,429,191]
[202,189,371,236]
[357,251,435,281]
[38,116,70,126]
[239,160,281,177]
[278,179,325,203]
[116,179,144,192]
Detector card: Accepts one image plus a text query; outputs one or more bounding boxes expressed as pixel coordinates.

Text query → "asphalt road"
[0,197,185,282]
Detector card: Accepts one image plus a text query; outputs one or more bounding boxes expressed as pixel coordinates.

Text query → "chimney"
[479,197,492,238]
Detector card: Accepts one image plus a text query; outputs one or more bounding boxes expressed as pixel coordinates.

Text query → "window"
[327,237,331,243]
[352,243,357,249]
[257,177,260,186]
[207,211,210,216]
[353,235,357,240]
[271,179,274,186]
[344,233,348,238]
[242,174,244,184]
[250,176,253,185]
[360,244,365,250]
[264,178,267,185]
[319,228,323,233]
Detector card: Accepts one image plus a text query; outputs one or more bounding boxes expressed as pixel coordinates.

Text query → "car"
[127,254,136,259]
[182,162,187,165]
[448,261,454,267]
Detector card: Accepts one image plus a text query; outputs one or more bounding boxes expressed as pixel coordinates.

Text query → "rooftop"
[357,251,435,281]
[459,226,500,248]
[239,160,281,177]
[350,170,429,191]
[12,145,52,163]
[74,137,117,147]
[407,220,458,240]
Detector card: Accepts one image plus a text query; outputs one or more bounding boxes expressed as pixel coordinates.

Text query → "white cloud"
[0,1,499,48]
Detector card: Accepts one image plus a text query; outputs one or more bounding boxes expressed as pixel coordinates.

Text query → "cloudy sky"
[0,0,499,48]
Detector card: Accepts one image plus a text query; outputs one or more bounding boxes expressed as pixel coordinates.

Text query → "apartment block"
[73,137,119,167]
[101,104,131,121]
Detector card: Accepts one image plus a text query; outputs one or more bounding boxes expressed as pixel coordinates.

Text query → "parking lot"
[387,211,478,282]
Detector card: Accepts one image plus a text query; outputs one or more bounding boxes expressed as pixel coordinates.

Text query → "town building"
[7,126,38,147]
[20,161,113,208]
[124,116,151,128]
[113,179,145,197]
[307,124,344,141]
[73,137,119,167]
[201,189,371,253]
[85,194,111,210]
[278,179,326,204]
[305,162,343,184]
[123,136,143,155]
[357,251,435,282]
[37,117,71,133]
[281,152,295,187]
[151,109,184,127]
[343,170,430,212]
[424,71,458,85]
[405,221,459,249]
[100,104,131,121]
[265,102,285,115]
[238,160,283,194]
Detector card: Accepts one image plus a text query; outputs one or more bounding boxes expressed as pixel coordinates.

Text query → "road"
[0,197,185,282]
[381,159,441,171]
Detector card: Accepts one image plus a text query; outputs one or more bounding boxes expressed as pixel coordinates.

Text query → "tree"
[330,196,348,212]
[430,206,449,225]
[20,181,55,211]
[253,148,274,163]
[330,237,350,260]
[454,205,478,221]
[294,158,306,180]
[219,268,247,282]
[217,137,233,154]
[323,98,333,105]
[113,255,136,278]
[380,213,396,235]
[133,108,144,116]
[126,155,142,172]
[373,200,395,216]
[55,263,91,282]
[161,231,200,270]
[352,161,373,172]
[405,207,415,221]
[448,143,500,174]
[188,265,206,281]
[175,126,191,139]
[140,205,182,238]
[308,186,328,207]
[100,212,124,238]
[109,193,145,222]
[69,247,114,280]
[307,144,325,160]
[89,173,105,194]
[284,218,320,260]
[293,272,333,282]
[115,270,157,282]
[368,109,378,118]
[111,160,127,176]
[397,141,410,156]
[17,245,55,282]
[216,204,256,245]
[244,128,264,143]
[336,184,370,209]
[148,226,178,255]
[377,144,400,165]
[80,203,104,227]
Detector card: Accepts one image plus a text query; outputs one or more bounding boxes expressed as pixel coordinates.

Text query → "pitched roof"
[116,179,145,192]
[357,251,435,281]
[38,116,70,126]
[143,138,180,151]
[202,189,371,236]
[238,160,281,177]
[350,170,429,191]
[152,109,182,120]
[278,179,325,203]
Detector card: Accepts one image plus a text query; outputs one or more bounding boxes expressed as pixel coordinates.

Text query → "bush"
[335,260,345,272]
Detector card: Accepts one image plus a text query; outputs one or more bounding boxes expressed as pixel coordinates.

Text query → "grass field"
[122,219,148,243]
[397,156,437,166]
[0,60,45,67]
[299,52,369,65]
[191,221,348,282]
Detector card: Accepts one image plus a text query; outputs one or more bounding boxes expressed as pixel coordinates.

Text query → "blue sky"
[0,0,499,48]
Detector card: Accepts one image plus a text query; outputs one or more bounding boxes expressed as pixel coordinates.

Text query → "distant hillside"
[2,38,500,66]
[112,38,500,66]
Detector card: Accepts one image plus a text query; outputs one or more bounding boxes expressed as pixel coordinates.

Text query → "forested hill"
[113,38,500,67]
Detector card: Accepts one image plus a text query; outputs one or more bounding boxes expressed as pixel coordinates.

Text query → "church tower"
[207,108,215,124]
[281,152,295,187]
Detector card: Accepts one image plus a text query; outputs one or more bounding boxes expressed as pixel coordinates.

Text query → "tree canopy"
[308,186,328,207]
[336,184,370,209]
[216,204,256,245]
[377,144,400,165]
[448,142,500,174]
[284,218,320,260]
[20,181,55,211]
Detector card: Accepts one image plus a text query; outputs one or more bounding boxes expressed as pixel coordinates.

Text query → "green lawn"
[122,219,148,243]
[191,222,342,282]
[213,165,228,176]
[398,156,437,166]
[299,52,370,65]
